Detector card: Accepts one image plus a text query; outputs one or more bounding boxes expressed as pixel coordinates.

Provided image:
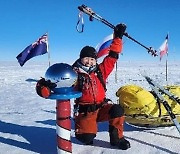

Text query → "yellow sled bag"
[116,85,158,117]
[116,85,180,127]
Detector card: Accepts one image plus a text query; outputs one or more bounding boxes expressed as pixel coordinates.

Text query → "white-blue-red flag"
[96,34,113,58]
[16,33,48,66]
[159,34,168,61]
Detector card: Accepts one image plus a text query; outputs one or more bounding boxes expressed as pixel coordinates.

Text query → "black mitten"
[36,78,56,98]
[114,23,127,39]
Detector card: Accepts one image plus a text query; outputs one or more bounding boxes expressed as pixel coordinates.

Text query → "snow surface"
[0,61,180,154]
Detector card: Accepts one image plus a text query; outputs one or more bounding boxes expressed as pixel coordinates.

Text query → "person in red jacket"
[72,23,130,150]
[36,23,130,150]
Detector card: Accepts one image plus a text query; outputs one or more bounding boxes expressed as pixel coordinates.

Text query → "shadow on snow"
[0,120,56,154]
[0,117,178,154]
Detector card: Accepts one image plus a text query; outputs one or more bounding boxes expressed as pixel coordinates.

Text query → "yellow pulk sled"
[116,79,180,128]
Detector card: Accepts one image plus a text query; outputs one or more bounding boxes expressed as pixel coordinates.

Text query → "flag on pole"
[159,34,168,61]
[16,33,48,66]
[95,34,113,58]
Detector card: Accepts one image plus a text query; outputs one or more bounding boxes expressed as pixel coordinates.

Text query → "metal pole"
[115,62,118,83]
[47,32,51,67]
[166,59,168,82]
[78,4,158,57]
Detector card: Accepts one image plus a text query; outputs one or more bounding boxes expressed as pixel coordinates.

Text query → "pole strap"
[76,11,84,33]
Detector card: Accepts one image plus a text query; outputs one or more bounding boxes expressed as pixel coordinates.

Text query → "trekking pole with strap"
[77,4,158,57]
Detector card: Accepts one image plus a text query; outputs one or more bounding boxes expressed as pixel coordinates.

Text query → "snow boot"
[109,125,130,150]
[75,133,96,145]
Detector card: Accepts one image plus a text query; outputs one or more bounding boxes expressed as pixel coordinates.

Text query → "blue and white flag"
[16,33,48,66]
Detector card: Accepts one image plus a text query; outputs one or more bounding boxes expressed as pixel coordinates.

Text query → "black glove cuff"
[108,51,119,59]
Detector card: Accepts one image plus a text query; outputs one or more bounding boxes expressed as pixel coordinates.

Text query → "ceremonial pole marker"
[43,63,82,153]
[49,90,81,154]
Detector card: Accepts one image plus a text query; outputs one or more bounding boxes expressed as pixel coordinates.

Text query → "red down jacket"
[73,38,122,105]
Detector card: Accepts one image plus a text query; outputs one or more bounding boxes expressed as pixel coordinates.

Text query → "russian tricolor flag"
[96,34,113,58]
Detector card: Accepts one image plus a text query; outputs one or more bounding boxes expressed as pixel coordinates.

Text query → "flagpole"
[165,58,168,82]
[159,33,169,84]
[115,62,118,83]
[166,32,169,84]
[47,32,51,67]
[48,49,51,67]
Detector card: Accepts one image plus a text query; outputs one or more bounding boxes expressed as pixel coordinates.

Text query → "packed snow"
[0,61,180,154]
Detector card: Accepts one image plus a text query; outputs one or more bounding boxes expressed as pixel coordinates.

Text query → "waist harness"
[76,98,112,114]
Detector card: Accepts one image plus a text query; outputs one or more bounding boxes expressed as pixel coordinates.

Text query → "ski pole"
[78,4,158,57]
[145,76,180,105]
[144,76,180,135]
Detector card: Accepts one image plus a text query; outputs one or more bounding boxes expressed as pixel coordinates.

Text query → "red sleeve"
[99,55,117,80]
[98,38,123,81]
[109,38,123,53]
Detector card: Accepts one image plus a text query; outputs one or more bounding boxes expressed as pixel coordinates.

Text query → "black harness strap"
[77,64,107,92]
[78,98,110,114]
[77,73,85,91]
[95,65,107,92]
